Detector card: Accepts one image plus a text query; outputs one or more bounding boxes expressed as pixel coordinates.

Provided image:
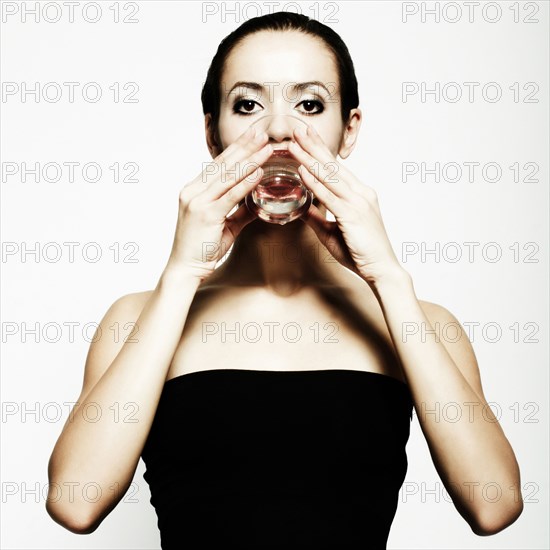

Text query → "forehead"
[222,30,338,89]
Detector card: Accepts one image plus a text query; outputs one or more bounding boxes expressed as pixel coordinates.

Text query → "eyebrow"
[225,80,334,98]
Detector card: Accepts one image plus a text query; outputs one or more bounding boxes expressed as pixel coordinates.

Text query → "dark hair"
[201,11,359,132]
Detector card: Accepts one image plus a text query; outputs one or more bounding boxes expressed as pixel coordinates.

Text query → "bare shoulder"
[417,299,468,333]
[78,290,155,400]
[417,299,454,318]
[345,276,487,400]
[417,299,488,402]
[113,289,154,310]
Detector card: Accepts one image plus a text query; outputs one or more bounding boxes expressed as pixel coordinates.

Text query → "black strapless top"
[141,369,414,549]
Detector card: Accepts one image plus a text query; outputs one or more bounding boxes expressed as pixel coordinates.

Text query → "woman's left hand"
[288,125,408,287]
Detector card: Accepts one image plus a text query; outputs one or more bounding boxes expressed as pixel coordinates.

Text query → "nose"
[263,115,295,147]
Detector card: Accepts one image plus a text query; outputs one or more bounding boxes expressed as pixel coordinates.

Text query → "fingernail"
[295,127,306,138]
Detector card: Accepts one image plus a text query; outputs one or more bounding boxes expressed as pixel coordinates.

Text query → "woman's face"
[210,30,356,158]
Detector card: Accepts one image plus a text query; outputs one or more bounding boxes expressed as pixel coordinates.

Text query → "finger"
[288,139,347,200]
[185,125,248,189]
[223,202,258,246]
[290,127,361,198]
[204,128,270,193]
[214,165,265,216]
[298,164,347,220]
[212,125,255,167]
[206,141,273,203]
[184,126,269,201]
[216,126,268,168]
[299,202,331,242]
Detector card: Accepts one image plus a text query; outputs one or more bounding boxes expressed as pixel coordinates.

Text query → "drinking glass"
[244,115,313,225]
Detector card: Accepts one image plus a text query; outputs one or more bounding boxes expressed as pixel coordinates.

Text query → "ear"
[338,108,362,160]
[205,113,222,158]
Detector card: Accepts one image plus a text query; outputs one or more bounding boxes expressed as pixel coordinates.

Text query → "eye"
[296,99,324,115]
[233,99,262,116]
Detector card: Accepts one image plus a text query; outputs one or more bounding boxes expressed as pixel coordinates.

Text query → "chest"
[166,286,403,381]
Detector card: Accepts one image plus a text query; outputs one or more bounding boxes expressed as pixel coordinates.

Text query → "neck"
[212,206,340,296]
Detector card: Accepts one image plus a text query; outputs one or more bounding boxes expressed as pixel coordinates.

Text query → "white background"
[1,0,548,548]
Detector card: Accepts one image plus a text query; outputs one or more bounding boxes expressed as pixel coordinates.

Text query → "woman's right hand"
[164,126,273,283]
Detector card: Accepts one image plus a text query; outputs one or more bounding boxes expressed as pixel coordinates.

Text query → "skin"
[46,29,524,537]
[202,30,362,296]
[187,30,523,535]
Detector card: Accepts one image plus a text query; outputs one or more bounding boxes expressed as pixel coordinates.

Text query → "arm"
[371,269,524,536]
[285,120,524,536]
[45,124,272,533]
[45,268,201,534]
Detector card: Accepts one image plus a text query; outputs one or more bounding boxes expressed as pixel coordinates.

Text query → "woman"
[46,12,523,548]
